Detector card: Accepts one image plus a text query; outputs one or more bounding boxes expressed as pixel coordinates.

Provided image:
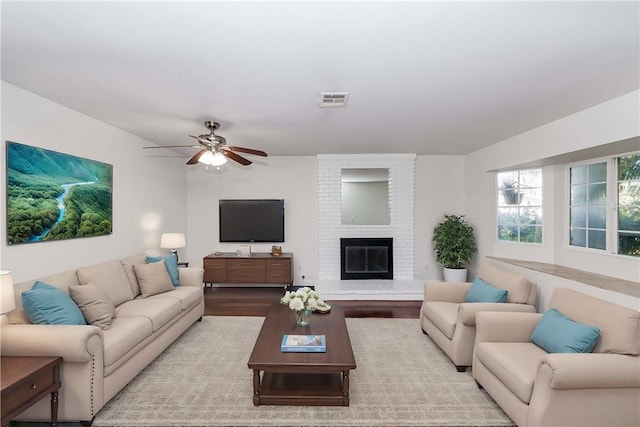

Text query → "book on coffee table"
[281,335,326,352]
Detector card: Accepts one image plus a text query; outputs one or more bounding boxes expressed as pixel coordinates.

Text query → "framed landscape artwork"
[5,141,113,245]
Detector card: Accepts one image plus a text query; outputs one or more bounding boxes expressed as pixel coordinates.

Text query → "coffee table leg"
[252,369,261,406]
[342,370,350,406]
[51,390,59,427]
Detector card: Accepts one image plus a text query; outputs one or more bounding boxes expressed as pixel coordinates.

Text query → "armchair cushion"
[476,342,547,404]
[465,277,508,303]
[22,281,87,326]
[531,308,600,354]
[422,301,458,339]
[478,263,532,304]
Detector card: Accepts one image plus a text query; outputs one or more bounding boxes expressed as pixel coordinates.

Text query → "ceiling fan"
[144,121,267,166]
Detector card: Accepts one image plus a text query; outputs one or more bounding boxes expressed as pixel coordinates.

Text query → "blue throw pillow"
[22,281,87,325]
[531,308,600,353]
[464,278,508,303]
[145,255,180,286]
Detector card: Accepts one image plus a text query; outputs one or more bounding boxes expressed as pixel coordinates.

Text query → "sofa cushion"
[102,316,152,368]
[476,342,547,404]
[549,288,640,355]
[478,263,531,304]
[21,281,86,326]
[77,260,134,306]
[422,301,458,339]
[531,308,600,353]
[68,283,117,330]
[116,298,181,332]
[133,261,175,298]
[148,286,202,310]
[465,278,508,303]
[145,255,180,286]
[120,254,146,297]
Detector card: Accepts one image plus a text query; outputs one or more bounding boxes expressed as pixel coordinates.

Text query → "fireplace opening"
[340,238,393,280]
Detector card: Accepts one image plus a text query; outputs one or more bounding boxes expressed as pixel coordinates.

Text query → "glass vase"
[295,308,311,326]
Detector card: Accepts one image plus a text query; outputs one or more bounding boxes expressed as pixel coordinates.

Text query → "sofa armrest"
[539,353,640,389]
[1,324,102,362]
[475,311,542,343]
[179,267,204,287]
[424,281,471,303]
[459,302,536,326]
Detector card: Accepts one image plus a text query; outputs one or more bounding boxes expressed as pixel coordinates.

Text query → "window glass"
[569,162,606,251]
[497,169,542,243]
[617,153,640,256]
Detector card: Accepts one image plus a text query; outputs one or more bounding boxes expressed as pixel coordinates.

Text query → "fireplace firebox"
[340,238,393,280]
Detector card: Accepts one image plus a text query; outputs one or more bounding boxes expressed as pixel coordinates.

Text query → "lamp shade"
[1,270,16,314]
[160,233,186,249]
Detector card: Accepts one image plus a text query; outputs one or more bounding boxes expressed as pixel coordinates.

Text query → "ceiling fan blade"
[186,149,206,165]
[143,144,199,149]
[189,135,208,144]
[228,146,268,157]
[222,150,252,166]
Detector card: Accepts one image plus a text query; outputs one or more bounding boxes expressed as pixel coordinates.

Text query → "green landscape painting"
[6,141,113,245]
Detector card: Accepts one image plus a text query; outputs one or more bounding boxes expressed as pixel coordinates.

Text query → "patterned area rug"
[93,316,514,427]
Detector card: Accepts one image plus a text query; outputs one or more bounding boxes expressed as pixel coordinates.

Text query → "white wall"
[0,82,187,282]
[185,154,466,283]
[464,90,640,306]
[185,156,318,283]
[414,155,466,280]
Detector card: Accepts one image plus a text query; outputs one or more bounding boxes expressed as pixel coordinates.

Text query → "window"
[497,169,542,243]
[617,153,640,256]
[569,162,607,250]
[568,152,640,257]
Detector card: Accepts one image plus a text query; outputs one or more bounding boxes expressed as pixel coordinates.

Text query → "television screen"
[219,199,285,242]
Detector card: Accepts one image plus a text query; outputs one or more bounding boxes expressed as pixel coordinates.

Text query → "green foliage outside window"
[618,153,640,257]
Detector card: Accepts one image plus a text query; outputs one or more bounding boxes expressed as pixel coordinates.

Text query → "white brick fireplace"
[317,154,416,281]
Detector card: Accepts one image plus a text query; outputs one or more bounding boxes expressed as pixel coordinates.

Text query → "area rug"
[92,316,514,427]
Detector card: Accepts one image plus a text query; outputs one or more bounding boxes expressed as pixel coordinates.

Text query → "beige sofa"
[0,254,204,424]
[420,262,537,371]
[473,287,640,427]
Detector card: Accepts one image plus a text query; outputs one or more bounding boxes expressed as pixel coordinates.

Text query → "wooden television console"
[203,252,293,286]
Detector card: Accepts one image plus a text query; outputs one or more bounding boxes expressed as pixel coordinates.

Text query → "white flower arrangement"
[280,286,324,312]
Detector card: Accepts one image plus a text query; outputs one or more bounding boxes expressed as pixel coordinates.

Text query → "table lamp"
[160,233,186,262]
[1,270,16,315]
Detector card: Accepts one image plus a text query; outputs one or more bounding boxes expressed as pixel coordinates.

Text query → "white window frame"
[566,151,640,257]
[496,168,543,245]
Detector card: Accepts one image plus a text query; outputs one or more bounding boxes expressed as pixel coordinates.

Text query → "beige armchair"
[420,262,537,371]
[473,288,640,427]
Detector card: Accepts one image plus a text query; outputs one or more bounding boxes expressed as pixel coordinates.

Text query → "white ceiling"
[2,1,638,158]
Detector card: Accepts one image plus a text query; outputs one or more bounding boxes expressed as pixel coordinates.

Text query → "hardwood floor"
[203,286,421,318]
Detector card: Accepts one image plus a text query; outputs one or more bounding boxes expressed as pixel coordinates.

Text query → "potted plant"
[432,214,477,282]
[500,179,523,205]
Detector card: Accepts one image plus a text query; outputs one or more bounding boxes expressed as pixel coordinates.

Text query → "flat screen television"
[219,199,285,243]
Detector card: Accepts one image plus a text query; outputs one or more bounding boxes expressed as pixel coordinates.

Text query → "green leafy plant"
[499,179,523,205]
[432,214,477,269]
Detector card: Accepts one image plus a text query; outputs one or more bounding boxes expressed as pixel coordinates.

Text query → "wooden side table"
[1,356,62,427]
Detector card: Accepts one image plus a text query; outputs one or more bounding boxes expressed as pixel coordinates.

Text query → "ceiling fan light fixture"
[198,150,227,166]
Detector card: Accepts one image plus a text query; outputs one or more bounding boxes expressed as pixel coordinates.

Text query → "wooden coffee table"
[248,303,356,406]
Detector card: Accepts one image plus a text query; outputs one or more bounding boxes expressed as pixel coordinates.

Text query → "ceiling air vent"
[320,92,349,108]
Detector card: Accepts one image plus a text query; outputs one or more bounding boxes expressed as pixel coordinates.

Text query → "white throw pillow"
[68,283,116,330]
[133,260,175,298]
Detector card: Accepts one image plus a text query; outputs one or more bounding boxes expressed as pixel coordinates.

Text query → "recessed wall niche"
[317,154,416,280]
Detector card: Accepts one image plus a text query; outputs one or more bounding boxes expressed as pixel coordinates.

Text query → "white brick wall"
[317,154,416,279]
